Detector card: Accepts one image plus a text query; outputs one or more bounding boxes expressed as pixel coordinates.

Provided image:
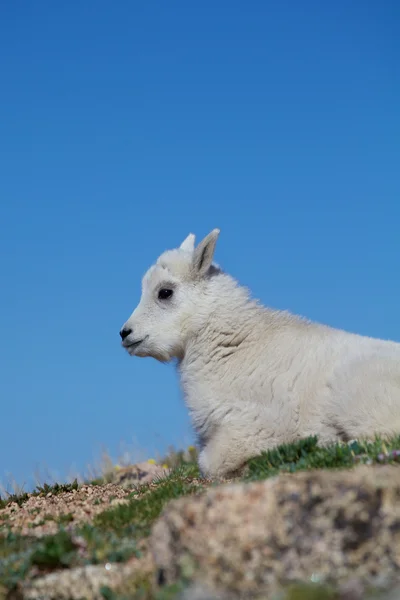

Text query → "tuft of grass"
[245,434,400,481]
[0,491,31,511]
[30,530,78,570]
[35,479,79,496]
[280,582,337,600]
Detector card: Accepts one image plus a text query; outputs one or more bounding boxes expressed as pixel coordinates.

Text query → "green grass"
[244,434,400,481]
[1,435,400,599]
[30,530,78,570]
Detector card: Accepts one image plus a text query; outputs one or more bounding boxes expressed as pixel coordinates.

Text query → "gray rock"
[21,553,153,600]
[150,465,400,598]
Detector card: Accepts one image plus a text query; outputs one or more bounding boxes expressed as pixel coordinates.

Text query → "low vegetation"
[1,435,400,599]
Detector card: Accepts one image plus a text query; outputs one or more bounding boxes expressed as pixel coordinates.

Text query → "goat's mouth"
[124,339,143,349]
[122,337,147,355]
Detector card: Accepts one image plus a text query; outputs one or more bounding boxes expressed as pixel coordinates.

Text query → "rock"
[176,582,225,599]
[176,582,400,600]
[150,465,400,598]
[21,551,154,600]
[112,461,170,488]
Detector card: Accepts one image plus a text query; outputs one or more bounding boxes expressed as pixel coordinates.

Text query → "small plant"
[79,524,140,564]
[57,513,74,526]
[30,530,78,570]
[35,479,79,496]
[0,491,30,510]
[282,582,337,600]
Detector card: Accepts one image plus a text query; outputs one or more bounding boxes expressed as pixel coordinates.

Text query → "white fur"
[120,229,400,478]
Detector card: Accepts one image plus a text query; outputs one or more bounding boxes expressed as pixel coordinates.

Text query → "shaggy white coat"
[120,229,400,478]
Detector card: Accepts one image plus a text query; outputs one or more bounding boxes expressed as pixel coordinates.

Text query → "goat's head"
[120,229,220,362]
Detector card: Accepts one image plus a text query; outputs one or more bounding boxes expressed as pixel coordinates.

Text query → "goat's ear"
[192,229,220,276]
[180,233,196,253]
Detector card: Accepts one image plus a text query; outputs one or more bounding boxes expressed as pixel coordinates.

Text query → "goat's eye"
[158,288,173,300]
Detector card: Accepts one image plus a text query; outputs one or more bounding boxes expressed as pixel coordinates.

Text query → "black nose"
[120,327,132,340]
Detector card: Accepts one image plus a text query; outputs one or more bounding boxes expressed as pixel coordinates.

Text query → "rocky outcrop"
[151,465,400,598]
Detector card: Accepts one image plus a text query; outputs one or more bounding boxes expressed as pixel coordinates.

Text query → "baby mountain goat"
[120,229,400,478]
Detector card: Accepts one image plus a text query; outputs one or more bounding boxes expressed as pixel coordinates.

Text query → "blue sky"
[0,1,399,490]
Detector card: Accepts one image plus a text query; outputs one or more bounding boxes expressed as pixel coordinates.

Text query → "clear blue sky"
[1,1,399,490]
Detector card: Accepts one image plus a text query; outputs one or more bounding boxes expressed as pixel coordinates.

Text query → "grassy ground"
[1,435,400,599]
